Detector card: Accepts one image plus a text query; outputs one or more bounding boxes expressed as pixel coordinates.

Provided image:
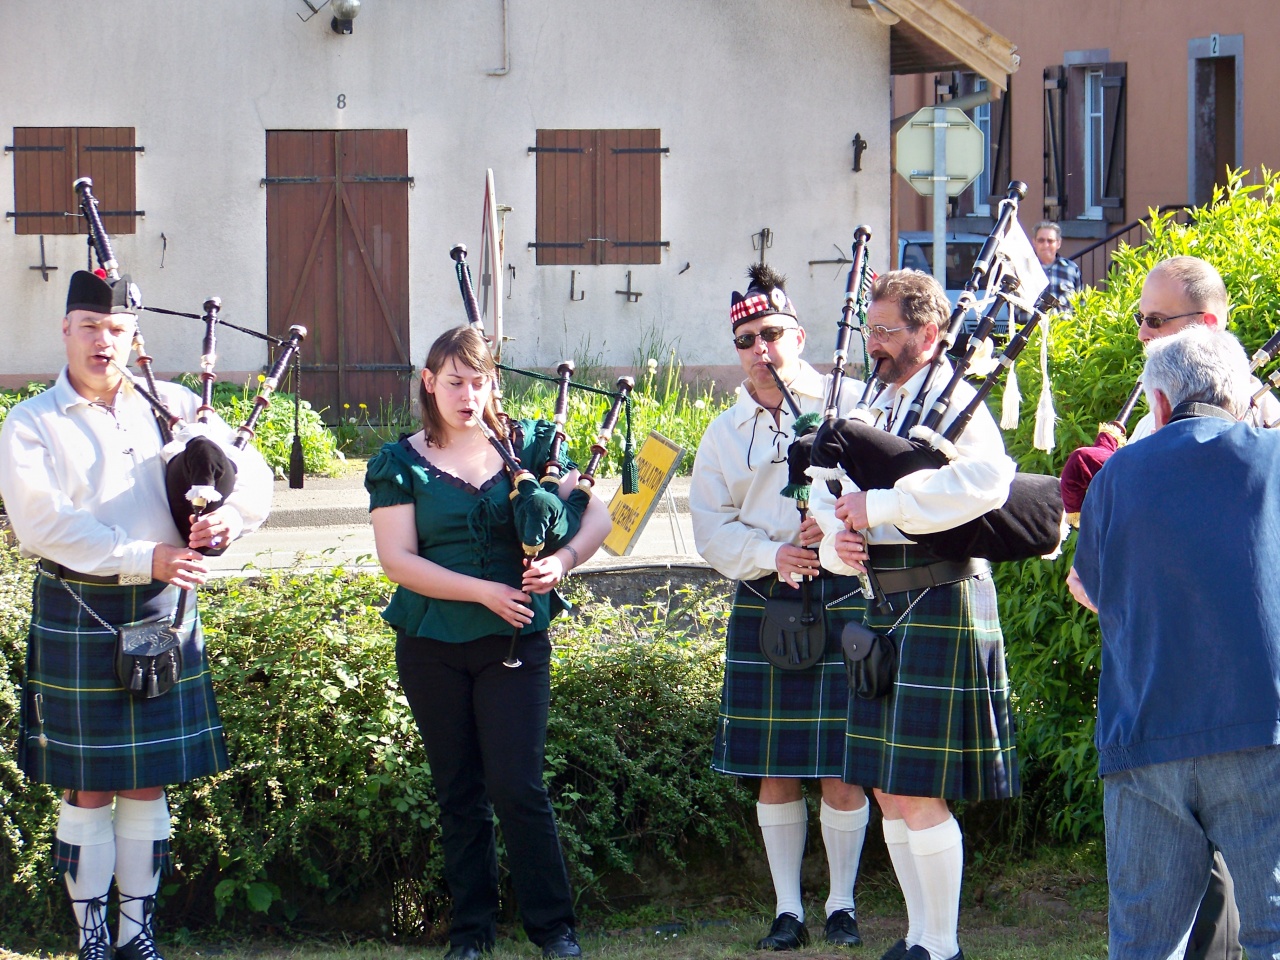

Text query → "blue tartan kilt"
[712,574,854,779]
[829,545,1019,801]
[17,572,228,791]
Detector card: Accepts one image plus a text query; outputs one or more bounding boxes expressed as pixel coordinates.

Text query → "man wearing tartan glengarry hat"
[0,270,273,960]
[690,263,870,951]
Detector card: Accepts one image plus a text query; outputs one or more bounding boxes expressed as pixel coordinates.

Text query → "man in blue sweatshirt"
[1072,326,1280,960]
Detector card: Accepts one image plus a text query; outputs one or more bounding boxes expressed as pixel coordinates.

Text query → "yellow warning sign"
[603,431,685,556]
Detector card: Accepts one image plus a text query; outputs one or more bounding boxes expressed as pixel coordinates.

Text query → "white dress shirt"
[0,369,273,580]
[811,358,1015,576]
[690,361,862,582]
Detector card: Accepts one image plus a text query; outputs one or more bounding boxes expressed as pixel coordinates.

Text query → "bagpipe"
[75,177,307,551]
[807,183,1067,572]
[450,243,636,667]
[1061,327,1280,523]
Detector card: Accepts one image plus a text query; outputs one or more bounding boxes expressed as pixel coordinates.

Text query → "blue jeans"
[1104,745,1280,960]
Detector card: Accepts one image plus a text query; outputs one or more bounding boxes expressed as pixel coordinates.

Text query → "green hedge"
[0,536,753,949]
[995,169,1280,840]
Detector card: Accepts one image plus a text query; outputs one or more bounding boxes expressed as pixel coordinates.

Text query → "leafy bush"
[182,375,341,479]
[0,541,752,948]
[996,169,1280,840]
[504,354,729,476]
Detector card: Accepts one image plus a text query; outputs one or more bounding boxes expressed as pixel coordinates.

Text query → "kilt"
[17,571,228,791]
[829,544,1019,801]
[712,574,853,778]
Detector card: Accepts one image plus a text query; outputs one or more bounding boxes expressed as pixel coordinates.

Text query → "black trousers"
[1184,850,1242,960]
[396,630,575,950]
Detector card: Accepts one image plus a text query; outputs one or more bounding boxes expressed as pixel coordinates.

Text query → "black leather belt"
[38,559,130,586]
[871,558,990,596]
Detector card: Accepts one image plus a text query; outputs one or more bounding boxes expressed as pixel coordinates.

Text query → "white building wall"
[0,0,890,387]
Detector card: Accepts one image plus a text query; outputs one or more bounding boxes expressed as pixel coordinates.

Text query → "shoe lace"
[118,894,161,958]
[73,897,111,960]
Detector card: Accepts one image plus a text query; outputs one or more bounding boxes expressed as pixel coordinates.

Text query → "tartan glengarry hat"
[730,263,799,330]
[66,270,142,315]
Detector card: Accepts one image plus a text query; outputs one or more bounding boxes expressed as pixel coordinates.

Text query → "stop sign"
[894,106,986,197]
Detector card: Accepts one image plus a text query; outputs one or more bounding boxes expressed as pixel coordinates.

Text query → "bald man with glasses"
[690,263,869,951]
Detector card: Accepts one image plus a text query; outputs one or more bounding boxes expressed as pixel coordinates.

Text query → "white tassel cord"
[1033,316,1057,451]
[1000,361,1022,431]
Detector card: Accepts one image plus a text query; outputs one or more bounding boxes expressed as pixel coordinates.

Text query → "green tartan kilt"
[712,575,853,779]
[17,572,228,791]
[829,545,1019,801]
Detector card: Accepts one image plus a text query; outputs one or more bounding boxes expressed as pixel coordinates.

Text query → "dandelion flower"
[348,417,357,425]
[343,403,350,410]
[358,402,368,410]
[693,399,706,410]
[646,358,658,374]
[258,374,266,383]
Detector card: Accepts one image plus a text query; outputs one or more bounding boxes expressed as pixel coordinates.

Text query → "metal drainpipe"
[486,0,510,76]
[889,85,1000,134]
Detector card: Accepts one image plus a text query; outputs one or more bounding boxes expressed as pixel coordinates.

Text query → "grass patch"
[0,845,1107,959]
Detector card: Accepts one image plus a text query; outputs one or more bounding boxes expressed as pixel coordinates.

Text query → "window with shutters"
[951,73,1011,219]
[532,129,664,266]
[1043,62,1126,224]
[9,127,140,236]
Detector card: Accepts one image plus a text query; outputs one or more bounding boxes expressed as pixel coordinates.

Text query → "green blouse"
[364,419,572,643]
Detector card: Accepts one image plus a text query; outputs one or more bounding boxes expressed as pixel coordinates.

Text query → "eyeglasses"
[733,326,797,350]
[855,323,912,339]
[1133,310,1202,330]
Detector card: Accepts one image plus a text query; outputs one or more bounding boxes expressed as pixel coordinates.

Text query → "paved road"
[208,472,700,577]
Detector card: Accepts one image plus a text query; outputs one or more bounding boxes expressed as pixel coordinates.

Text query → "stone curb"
[264,476,693,529]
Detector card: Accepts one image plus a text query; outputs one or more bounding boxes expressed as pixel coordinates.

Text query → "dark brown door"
[265,130,411,423]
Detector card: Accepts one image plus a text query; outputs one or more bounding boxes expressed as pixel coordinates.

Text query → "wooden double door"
[266,130,412,424]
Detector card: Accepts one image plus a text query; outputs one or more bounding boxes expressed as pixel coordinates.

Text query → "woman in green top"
[365,326,610,960]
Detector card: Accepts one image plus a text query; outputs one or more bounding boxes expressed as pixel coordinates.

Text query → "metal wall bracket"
[752,227,773,264]
[569,269,585,301]
[28,236,57,281]
[852,132,868,171]
[615,270,642,302]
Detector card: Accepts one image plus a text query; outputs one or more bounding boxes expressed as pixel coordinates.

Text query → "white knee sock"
[113,795,171,946]
[908,816,964,960]
[757,799,807,921]
[883,816,924,947]
[820,799,868,917]
[57,799,116,946]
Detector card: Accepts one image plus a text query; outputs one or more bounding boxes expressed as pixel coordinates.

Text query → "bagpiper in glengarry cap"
[66,269,142,315]
[729,263,799,330]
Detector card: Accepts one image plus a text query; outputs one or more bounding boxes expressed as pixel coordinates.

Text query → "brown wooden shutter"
[534,129,592,266]
[952,74,977,217]
[534,128,662,265]
[12,127,74,236]
[1099,62,1127,223]
[1043,66,1067,220]
[990,77,1012,199]
[11,126,137,236]
[601,128,661,265]
[77,127,138,235]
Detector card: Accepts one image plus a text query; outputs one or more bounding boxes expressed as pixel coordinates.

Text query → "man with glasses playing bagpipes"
[809,270,1022,960]
[689,264,870,951]
[0,271,273,960]
[1063,254,1280,960]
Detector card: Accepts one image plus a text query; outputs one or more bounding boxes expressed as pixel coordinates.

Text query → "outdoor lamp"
[331,0,361,34]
